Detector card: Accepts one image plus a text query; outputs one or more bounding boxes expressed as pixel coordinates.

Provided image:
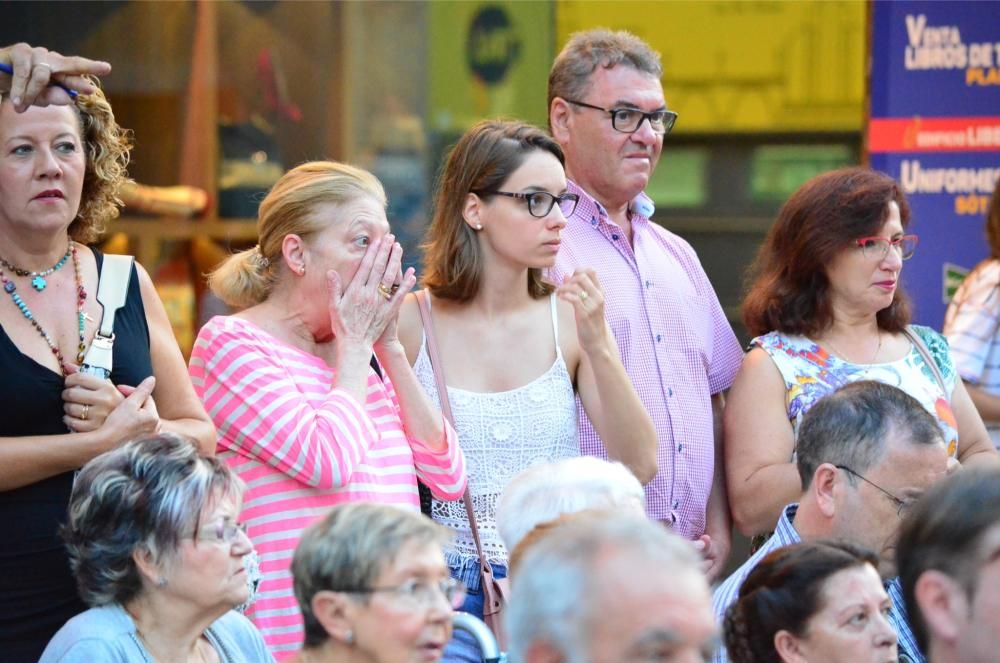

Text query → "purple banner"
[869,0,1000,327]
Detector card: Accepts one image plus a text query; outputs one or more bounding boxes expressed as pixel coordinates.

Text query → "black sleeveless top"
[0,249,152,662]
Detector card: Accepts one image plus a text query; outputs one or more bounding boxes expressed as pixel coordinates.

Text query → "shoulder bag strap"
[81,254,135,378]
[414,290,494,576]
[903,325,947,396]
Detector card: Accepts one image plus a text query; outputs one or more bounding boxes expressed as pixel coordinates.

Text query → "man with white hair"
[495,456,645,555]
[506,512,718,663]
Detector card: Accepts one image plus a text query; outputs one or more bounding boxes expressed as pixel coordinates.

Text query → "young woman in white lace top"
[398,120,656,663]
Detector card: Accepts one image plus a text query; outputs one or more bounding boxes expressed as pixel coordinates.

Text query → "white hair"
[505,514,703,663]
[496,456,645,554]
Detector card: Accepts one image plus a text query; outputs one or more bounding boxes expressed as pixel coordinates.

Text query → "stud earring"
[345,630,355,645]
[156,577,167,588]
[475,224,483,230]
[299,266,306,275]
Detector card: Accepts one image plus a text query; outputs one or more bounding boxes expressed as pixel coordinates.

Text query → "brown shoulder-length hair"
[742,167,913,338]
[422,119,564,303]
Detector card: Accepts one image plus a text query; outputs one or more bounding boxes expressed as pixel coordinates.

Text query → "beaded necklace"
[0,243,87,376]
[0,244,72,291]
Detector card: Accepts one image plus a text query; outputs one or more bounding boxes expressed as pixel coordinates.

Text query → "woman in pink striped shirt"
[188,161,467,659]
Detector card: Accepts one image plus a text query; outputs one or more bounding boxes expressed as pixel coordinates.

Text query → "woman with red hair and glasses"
[725,167,999,539]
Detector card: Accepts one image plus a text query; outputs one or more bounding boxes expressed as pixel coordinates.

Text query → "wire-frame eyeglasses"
[835,465,911,517]
[194,520,249,546]
[855,235,919,261]
[335,577,466,610]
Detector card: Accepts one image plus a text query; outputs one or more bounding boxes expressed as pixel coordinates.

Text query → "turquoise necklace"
[0,244,72,291]
[0,243,87,375]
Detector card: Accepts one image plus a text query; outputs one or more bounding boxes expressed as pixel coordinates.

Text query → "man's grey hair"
[547,28,663,123]
[506,513,701,662]
[496,456,645,554]
[292,502,452,647]
[796,380,944,488]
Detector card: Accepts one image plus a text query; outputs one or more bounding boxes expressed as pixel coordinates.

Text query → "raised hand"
[556,268,610,354]
[0,43,111,111]
[374,256,417,355]
[327,234,416,349]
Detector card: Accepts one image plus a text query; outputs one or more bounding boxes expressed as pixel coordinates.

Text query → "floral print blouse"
[753,325,959,458]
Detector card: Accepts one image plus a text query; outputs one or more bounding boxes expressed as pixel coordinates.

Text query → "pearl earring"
[475,224,483,230]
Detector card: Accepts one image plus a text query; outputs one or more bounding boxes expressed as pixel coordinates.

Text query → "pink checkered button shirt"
[549,180,743,538]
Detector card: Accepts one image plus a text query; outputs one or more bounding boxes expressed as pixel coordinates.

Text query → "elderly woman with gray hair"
[290,502,461,663]
[41,434,273,662]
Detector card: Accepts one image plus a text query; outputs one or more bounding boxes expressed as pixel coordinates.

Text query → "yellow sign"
[556,0,866,133]
[429,2,554,132]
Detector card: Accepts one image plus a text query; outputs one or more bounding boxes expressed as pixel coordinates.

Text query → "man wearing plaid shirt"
[547,29,743,578]
[712,381,949,663]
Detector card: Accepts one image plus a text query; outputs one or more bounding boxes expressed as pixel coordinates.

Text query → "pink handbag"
[415,289,508,649]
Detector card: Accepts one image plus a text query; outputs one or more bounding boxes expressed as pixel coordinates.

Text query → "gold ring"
[81,404,90,421]
[377,283,393,300]
[580,291,589,301]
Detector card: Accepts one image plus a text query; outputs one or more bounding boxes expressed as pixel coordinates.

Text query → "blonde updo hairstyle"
[209,161,387,309]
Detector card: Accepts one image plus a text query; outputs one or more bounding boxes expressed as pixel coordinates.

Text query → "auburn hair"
[742,167,912,337]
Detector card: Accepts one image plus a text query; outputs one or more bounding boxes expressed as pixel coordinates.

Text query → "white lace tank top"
[414,294,578,566]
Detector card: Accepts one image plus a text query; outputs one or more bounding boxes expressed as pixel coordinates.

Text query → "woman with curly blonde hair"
[0,59,213,658]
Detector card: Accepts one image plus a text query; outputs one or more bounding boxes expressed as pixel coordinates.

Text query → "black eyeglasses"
[835,465,911,516]
[563,99,678,135]
[335,577,466,609]
[482,190,580,218]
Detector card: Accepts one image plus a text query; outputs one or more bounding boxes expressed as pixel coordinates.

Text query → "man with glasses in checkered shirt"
[546,29,743,579]
[712,381,950,663]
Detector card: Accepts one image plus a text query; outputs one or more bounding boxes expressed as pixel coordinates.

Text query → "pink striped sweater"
[189,316,466,658]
